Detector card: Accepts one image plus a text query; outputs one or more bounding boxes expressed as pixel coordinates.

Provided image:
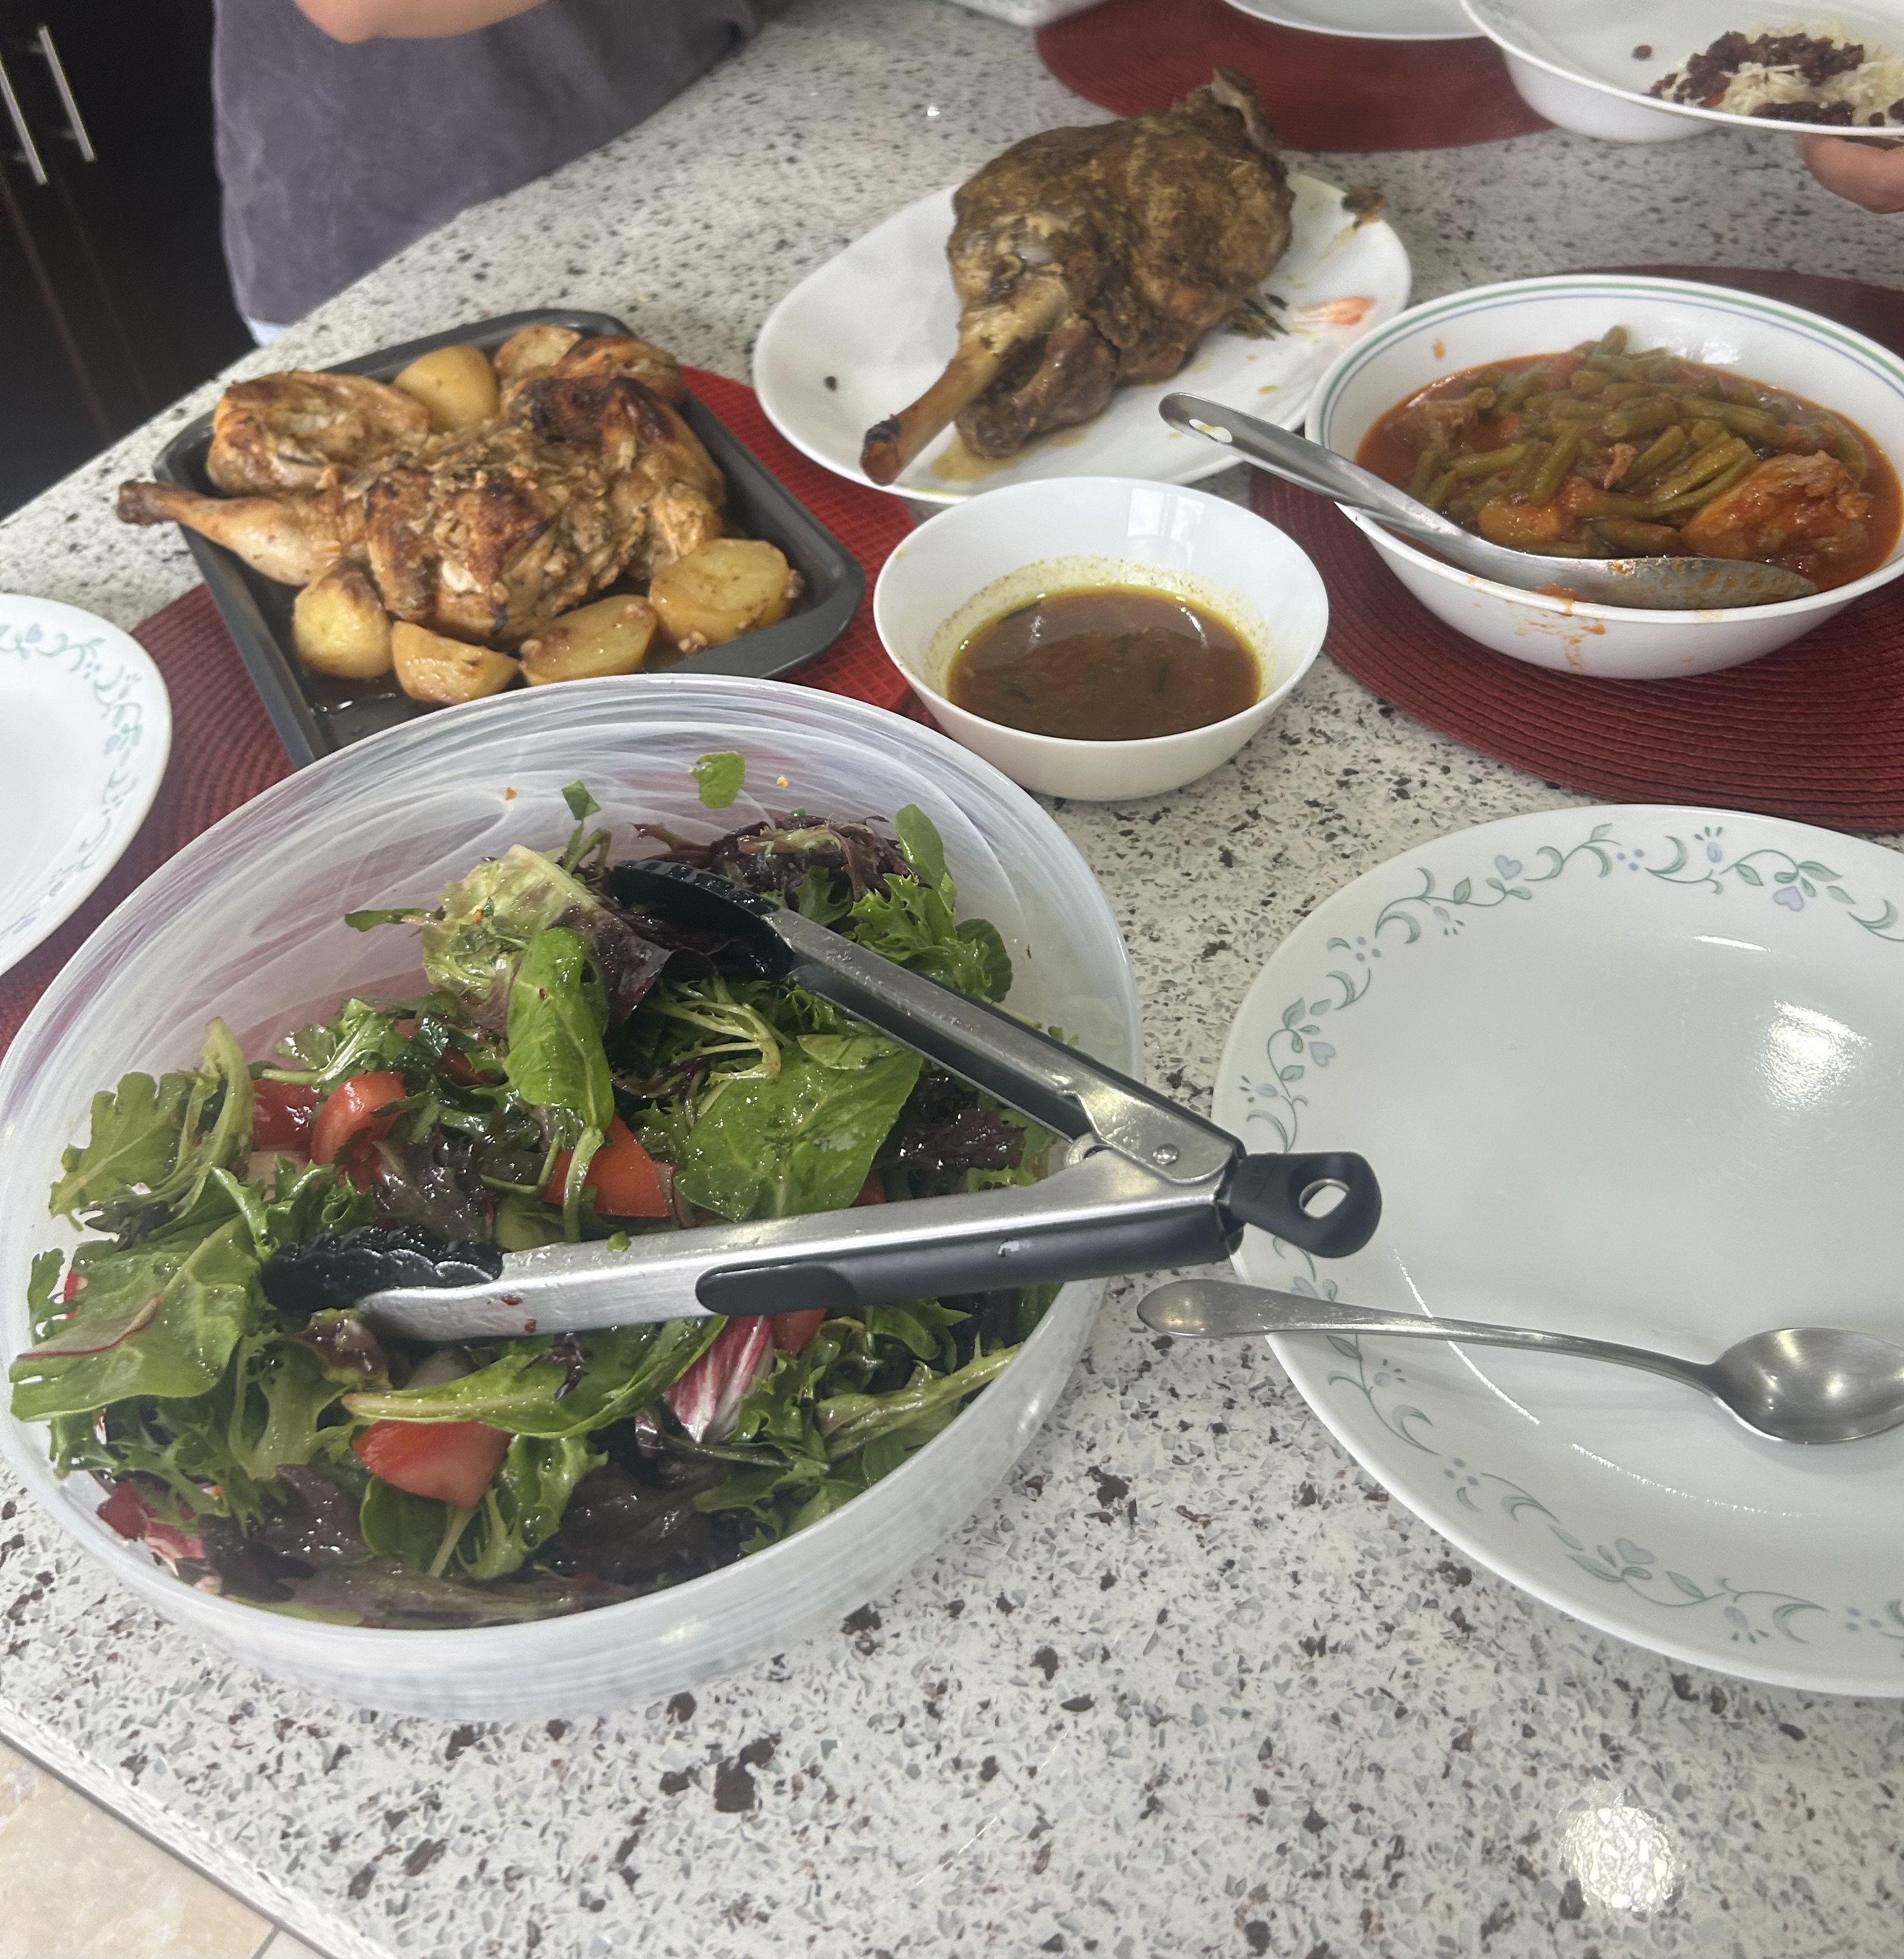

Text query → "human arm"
[292,0,548,43]
[1799,135,1904,214]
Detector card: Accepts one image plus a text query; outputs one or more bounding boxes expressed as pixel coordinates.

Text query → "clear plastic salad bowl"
[0,676,1141,1717]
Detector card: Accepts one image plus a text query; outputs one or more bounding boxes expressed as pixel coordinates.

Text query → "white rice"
[1660,21,1904,124]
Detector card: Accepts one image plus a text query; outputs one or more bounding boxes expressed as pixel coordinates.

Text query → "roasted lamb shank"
[861,69,1294,484]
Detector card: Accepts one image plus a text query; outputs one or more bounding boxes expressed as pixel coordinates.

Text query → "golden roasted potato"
[390,622,520,704]
[391,344,500,431]
[519,595,657,687]
[292,561,393,680]
[492,324,582,389]
[649,538,798,652]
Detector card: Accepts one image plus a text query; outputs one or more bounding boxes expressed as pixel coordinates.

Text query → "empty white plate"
[0,595,171,978]
[753,173,1410,503]
[1225,0,1476,41]
[1216,805,1904,1694]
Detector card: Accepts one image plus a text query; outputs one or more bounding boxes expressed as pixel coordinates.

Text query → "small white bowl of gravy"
[872,477,1329,800]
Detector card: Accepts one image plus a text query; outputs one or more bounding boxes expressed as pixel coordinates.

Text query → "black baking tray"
[149,310,866,766]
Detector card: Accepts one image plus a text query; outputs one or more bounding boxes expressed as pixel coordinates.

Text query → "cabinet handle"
[0,50,48,185]
[35,26,94,162]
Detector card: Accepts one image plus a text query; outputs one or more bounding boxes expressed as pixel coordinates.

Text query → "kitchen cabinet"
[1,0,249,516]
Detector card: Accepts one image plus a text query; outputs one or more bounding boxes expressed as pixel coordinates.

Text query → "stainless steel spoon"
[1158,392,1818,611]
[1138,1278,1904,1445]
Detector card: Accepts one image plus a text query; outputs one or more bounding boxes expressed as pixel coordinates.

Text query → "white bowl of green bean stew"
[1305,275,1904,679]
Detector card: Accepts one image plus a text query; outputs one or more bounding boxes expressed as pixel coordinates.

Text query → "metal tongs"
[351,861,1381,1341]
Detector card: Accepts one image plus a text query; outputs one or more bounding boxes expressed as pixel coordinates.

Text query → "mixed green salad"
[8,773,1053,1628]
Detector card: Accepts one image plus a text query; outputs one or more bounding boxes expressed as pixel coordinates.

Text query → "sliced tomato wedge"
[252,1079,319,1150]
[542,1115,669,1217]
[853,1175,886,1207]
[353,1419,511,1509]
[311,1070,406,1166]
[770,1309,829,1354]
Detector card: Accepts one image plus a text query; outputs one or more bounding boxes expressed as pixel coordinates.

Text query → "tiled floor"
[0,1741,326,1959]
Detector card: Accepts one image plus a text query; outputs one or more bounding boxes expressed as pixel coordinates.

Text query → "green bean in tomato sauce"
[1358,334,1900,592]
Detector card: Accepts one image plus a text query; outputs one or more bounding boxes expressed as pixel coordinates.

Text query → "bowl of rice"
[1464,2,1904,140]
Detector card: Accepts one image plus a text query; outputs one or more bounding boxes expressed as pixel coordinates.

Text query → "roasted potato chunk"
[292,561,393,680]
[493,324,582,390]
[519,594,657,687]
[649,538,797,652]
[392,344,499,431]
[390,622,519,704]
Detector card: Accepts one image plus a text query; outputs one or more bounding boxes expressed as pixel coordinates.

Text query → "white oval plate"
[0,596,171,978]
[1466,0,1904,140]
[1225,0,1475,41]
[753,173,1410,503]
[1215,805,1904,1696]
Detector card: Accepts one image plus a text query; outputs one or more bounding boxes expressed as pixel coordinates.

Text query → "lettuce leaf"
[676,1043,922,1221]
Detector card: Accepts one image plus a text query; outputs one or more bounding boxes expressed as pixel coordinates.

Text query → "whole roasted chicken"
[118,330,724,647]
[861,68,1295,484]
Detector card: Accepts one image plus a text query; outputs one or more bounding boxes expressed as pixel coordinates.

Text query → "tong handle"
[1223,1150,1382,1260]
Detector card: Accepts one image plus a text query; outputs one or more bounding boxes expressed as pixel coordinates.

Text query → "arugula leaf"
[343,1319,718,1438]
[847,874,1012,1002]
[53,1021,252,1232]
[692,751,745,809]
[263,999,407,1091]
[458,1434,604,1580]
[864,1298,967,1368]
[677,1047,922,1220]
[26,1249,65,1343]
[49,1071,195,1218]
[227,1334,347,1482]
[9,1218,259,1421]
[562,781,601,822]
[816,1343,1016,1457]
[261,1161,375,1250]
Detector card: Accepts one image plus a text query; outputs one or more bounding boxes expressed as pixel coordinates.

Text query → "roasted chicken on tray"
[861,68,1295,484]
[117,328,797,703]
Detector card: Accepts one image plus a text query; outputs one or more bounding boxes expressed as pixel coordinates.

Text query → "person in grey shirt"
[215,0,763,335]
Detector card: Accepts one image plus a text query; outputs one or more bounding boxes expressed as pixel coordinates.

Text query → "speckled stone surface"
[1,3,1901,1956]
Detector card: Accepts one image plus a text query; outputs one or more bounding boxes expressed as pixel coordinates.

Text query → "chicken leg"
[115,481,344,587]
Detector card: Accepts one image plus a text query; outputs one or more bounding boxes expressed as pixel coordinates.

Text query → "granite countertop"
[1,3,1900,1955]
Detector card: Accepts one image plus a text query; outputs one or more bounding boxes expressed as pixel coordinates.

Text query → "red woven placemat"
[0,368,915,1057]
[1250,268,1904,831]
[1036,0,1546,150]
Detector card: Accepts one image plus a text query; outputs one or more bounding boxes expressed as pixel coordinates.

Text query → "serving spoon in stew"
[1139,1279,1904,1445]
[1159,394,1819,611]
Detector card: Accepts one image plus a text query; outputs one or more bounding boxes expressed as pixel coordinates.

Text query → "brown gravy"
[947,588,1258,742]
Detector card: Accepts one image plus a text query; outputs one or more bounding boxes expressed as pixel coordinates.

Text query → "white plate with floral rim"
[1215,805,1904,1695]
[752,173,1410,503]
[0,595,171,979]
